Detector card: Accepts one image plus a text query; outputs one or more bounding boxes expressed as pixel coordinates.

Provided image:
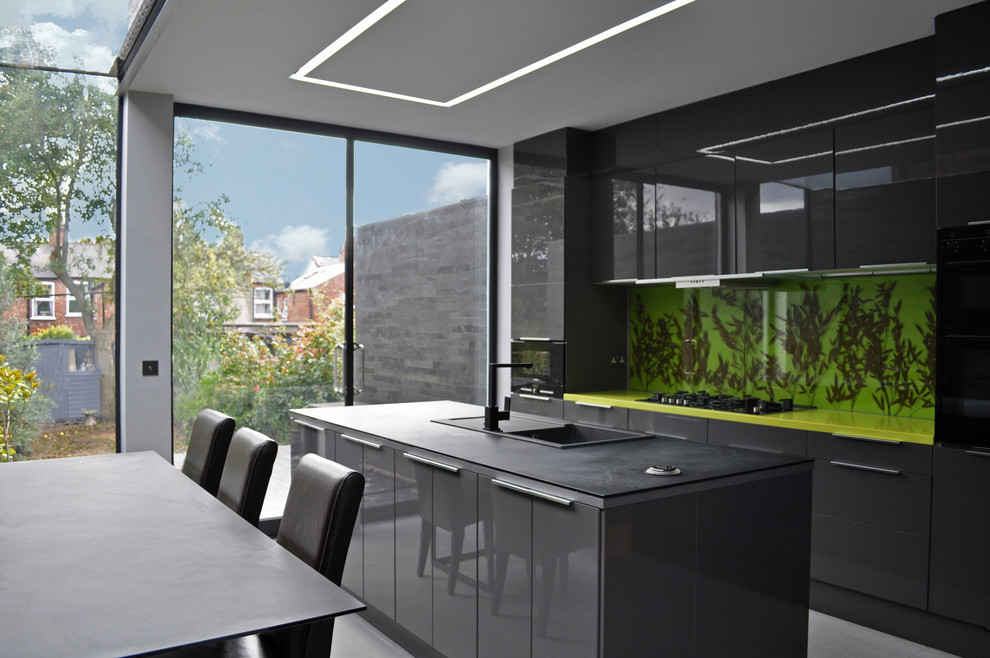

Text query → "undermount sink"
[432,415,652,448]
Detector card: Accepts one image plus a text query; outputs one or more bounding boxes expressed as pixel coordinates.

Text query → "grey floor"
[330,610,961,657]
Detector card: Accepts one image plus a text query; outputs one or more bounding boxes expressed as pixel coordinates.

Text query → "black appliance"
[510,339,565,398]
[936,224,990,449]
[639,391,805,415]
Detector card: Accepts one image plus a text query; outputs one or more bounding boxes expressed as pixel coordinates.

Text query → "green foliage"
[629,293,680,390]
[174,298,345,450]
[629,275,936,418]
[0,262,53,453]
[33,324,81,340]
[0,355,40,462]
[171,197,284,431]
[0,33,118,420]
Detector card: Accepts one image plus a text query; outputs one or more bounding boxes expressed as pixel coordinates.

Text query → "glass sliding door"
[352,141,490,406]
[172,117,345,517]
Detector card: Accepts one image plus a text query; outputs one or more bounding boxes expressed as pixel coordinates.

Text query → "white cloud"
[30,21,114,71]
[188,122,226,145]
[426,161,488,205]
[250,225,331,264]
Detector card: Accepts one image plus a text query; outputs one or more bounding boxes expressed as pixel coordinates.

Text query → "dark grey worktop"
[290,400,813,506]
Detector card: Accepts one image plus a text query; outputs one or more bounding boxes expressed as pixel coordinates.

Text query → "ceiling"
[121,0,977,149]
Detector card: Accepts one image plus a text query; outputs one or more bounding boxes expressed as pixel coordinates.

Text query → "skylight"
[292,0,697,107]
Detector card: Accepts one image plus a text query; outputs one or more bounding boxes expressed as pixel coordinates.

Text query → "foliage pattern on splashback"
[629,275,935,418]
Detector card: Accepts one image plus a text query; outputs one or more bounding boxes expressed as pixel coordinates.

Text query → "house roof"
[0,243,114,280]
[288,256,344,291]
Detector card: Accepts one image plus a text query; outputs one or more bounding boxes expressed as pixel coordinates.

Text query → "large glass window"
[0,1,122,461]
[172,116,492,518]
[172,118,346,517]
[353,141,489,405]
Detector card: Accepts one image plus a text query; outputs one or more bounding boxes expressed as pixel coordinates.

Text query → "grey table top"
[291,400,813,506]
[0,451,364,657]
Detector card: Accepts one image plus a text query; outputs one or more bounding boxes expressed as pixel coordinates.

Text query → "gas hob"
[638,391,812,415]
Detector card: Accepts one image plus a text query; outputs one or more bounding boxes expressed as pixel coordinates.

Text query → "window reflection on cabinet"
[395,453,480,657]
[479,476,599,658]
[736,130,834,272]
[334,432,396,615]
[655,155,733,278]
[936,79,990,227]
[835,106,936,267]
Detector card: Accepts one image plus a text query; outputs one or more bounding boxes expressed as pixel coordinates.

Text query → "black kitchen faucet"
[484,362,533,431]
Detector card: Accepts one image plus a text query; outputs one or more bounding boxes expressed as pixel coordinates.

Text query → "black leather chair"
[165,454,365,658]
[181,409,235,496]
[217,428,277,527]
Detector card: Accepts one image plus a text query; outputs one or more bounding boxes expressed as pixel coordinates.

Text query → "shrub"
[33,325,81,340]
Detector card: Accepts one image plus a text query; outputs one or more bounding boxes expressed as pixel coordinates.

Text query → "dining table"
[0,451,365,657]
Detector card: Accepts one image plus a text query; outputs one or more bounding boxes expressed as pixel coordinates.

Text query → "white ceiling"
[122,0,977,149]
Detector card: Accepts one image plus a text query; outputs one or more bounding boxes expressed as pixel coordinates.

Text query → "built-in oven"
[936,224,990,449]
[510,339,565,398]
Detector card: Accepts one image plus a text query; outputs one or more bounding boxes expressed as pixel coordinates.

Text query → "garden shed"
[35,339,100,422]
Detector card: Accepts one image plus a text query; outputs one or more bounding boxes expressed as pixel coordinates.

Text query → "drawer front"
[811,514,929,609]
[808,431,932,474]
[627,410,707,442]
[812,459,931,536]
[564,400,628,428]
[708,419,807,456]
[511,393,564,419]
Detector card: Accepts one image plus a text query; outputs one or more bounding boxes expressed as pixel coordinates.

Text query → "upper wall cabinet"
[735,130,835,273]
[936,1,990,228]
[835,105,936,267]
[590,167,654,282]
[655,155,734,278]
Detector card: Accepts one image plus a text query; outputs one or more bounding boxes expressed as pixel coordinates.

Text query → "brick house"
[1,242,115,337]
[230,255,344,335]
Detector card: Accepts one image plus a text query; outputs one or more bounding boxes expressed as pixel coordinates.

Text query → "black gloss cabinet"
[512,128,627,393]
[936,1,990,228]
[835,106,936,266]
[929,445,990,629]
[735,129,835,273]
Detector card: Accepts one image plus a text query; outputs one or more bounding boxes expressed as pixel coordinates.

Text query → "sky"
[0,0,127,73]
[0,2,490,282]
[175,118,490,281]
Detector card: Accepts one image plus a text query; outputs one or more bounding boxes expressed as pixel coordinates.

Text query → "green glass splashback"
[629,274,935,418]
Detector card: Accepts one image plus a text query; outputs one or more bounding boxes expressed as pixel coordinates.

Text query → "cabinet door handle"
[341,434,382,450]
[758,268,809,275]
[830,460,901,475]
[664,414,705,424]
[964,450,990,458]
[293,420,324,432]
[403,452,459,473]
[519,393,552,402]
[492,479,572,506]
[575,402,612,409]
[517,336,551,342]
[858,261,927,270]
[831,433,902,445]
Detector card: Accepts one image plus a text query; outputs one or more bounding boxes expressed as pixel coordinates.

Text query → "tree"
[171,196,283,440]
[0,31,117,420]
[0,261,53,455]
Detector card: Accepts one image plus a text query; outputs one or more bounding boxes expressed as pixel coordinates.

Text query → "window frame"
[66,280,92,317]
[31,281,56,320]
[253,286,274,320]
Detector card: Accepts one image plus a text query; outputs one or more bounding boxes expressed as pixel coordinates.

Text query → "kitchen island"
[291,400,814,657]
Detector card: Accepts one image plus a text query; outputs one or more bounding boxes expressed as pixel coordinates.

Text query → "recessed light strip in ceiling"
[291,0,697,107]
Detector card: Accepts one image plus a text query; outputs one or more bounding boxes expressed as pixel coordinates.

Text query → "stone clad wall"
[354,197,487,405]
